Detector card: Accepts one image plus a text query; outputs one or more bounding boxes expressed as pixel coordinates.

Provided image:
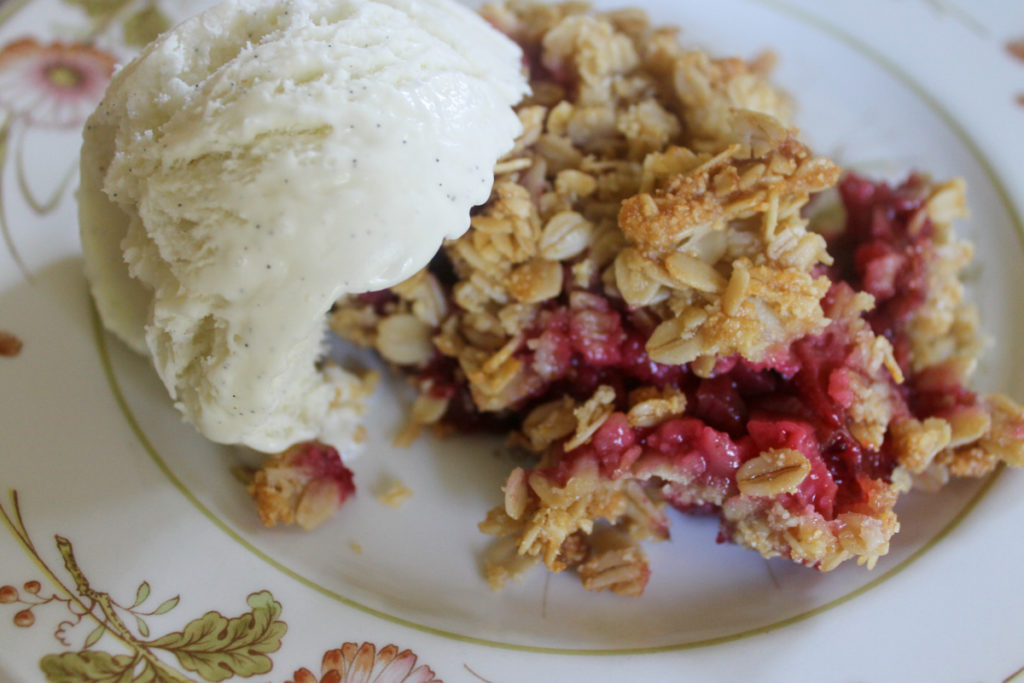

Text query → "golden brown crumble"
[324,1,1024,595]
[735,448,811,497]
[375,479,414,508]
[249,455,339,531]
[578,526,651,596]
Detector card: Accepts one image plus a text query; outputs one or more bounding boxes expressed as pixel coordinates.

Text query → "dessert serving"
[329,1,1024,594]
[80,0,1024,597]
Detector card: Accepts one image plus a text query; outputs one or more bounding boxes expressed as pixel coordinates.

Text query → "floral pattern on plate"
[1,490,287,682]
[0,36,116,279]
[286,643,441,683]
[0,0,184,281]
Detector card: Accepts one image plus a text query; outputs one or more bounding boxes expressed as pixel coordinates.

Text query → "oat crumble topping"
[261,1,1024,596]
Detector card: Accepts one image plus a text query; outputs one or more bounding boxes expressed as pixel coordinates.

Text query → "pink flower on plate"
[287,642,442,683]
[0,38,116,128]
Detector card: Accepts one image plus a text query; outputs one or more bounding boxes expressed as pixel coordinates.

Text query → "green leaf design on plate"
[135,615,150,638]
[61,0,132,19]
[147,591,286,682]
[133,662,196,683]
[39,651,135,683]
[83,624,107,649]
[133,582,151,609]
[152,596,179,616]
[123,6,171,47]
[3,493,286,683]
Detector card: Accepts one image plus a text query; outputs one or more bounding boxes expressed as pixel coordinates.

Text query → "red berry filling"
[289,441,357,505]
[411,173,986,534]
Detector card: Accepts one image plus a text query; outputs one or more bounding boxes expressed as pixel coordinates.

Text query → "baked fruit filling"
[256,1,1024,595]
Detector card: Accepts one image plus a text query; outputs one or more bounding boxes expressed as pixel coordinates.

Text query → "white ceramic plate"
[2,0,1024,680]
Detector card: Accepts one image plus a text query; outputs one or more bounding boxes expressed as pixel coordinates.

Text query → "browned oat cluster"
[324,1,1024,596]
[247,371,377,530]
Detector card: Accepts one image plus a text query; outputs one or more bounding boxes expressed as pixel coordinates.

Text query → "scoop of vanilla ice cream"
[80,0,528,452]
